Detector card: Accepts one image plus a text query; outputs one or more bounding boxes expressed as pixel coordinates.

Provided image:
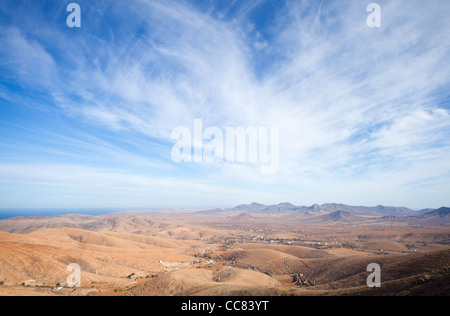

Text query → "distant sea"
[0,209,125,220]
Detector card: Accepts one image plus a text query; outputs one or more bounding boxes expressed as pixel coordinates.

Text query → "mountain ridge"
[232,202,416,216]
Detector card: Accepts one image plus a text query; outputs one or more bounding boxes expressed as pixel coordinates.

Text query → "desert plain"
[0,203,448,296]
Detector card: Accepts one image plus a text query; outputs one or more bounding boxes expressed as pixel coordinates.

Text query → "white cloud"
[1,0,450,208]
[0,27,57,87]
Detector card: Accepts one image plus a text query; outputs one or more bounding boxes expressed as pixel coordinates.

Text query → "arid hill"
[229,213,259,221]
[0,207,449,296]
[0,227,205,289]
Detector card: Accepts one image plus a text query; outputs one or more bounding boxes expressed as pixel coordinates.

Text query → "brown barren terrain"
[0,206,449,296]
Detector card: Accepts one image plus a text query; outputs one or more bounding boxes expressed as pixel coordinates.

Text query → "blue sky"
[0,0,449,211]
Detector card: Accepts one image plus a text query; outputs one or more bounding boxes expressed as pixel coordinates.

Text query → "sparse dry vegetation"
[0,208,448,296]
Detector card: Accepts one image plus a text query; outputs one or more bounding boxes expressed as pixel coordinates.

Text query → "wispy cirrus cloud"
[0,0,449,209]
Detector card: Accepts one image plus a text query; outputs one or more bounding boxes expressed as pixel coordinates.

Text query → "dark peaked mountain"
[422,207,450,218]
[417,208,436,214]
[319,203,413,216]
[230,203,450,226]
[260,202,303,213]
[414,207,450,225]
[320,211,357,222]
[232,202,415,216]
[232,202,266,212]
